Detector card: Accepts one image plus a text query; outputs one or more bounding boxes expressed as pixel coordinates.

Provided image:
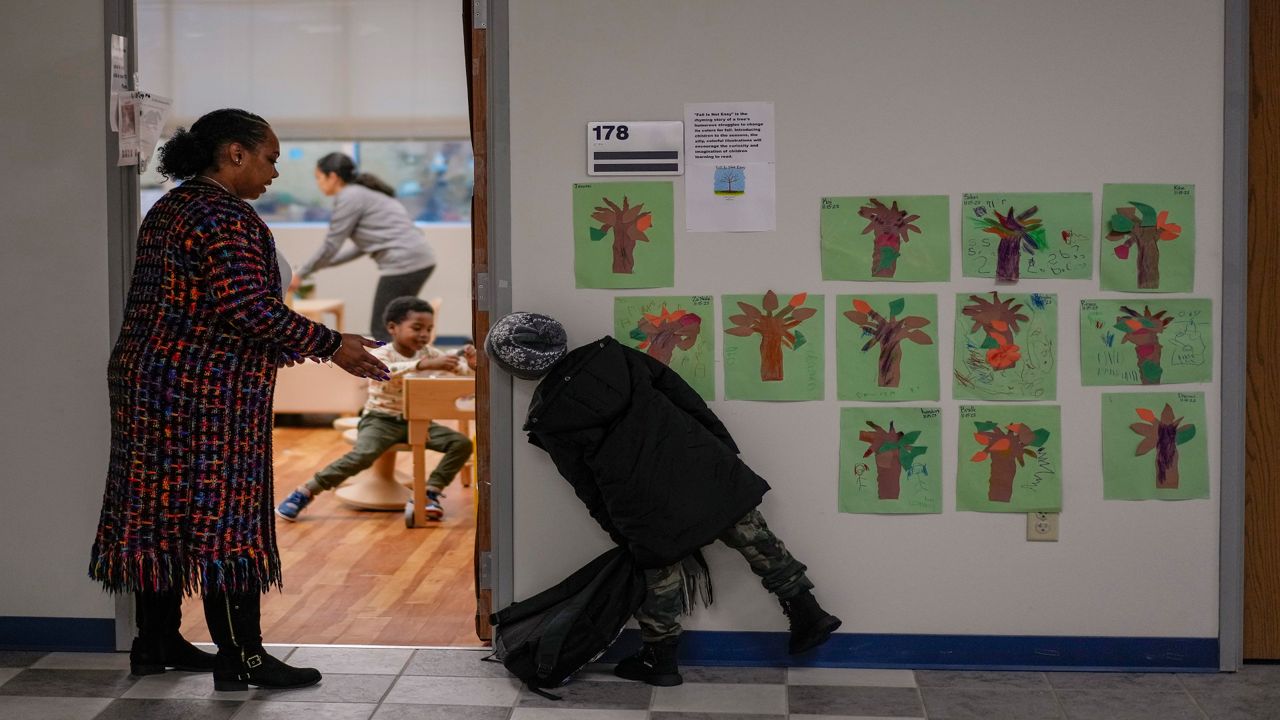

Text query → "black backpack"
[486,546,645,696]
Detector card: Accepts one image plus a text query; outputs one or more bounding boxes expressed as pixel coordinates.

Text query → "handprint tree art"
[973,205,1046,282]
[858,421,927,500]
[589,195,652,274]
[1106,201,1183,290]
[970,421,1051,503]
[844,297,932,387]
[725,290,815,382]
[961,292,1031,371]
[1116,306,1173,385]
[857,198,922,278]
[1130,403,1196,490]
[630,305,702,365]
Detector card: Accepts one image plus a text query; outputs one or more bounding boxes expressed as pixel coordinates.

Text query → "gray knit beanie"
[484,312,568,380]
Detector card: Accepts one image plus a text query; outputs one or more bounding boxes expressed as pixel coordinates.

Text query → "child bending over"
[277,296,475,522]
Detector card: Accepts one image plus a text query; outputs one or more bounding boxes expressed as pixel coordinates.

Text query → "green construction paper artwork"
[839,406,943,514]
[614,295,716,400]
[953,291,1058,401]
[837,294,939,402]
[1079,298,1213,386]
[1102,392,1208,500]
[820,195,950,281]
[960,192,1093,281]
[722,290,824,401]
[573,181,674,289]
[956,404,1062,512]
[1100,183,1195,292]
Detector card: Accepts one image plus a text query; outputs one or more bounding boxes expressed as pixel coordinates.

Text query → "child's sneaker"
[275,488,313,522]
[424,491,444,521]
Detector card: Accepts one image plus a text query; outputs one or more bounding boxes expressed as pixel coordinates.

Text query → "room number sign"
[586,120,684,176]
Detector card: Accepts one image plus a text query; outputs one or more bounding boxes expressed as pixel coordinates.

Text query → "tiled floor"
[1,647,1277,719]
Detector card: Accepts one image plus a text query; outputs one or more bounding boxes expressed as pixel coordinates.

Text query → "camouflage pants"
[635,508,813,642]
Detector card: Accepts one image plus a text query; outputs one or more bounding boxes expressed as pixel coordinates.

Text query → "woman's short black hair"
[384,296,434,326]
[317,152,396,197]
[156,108,270,181]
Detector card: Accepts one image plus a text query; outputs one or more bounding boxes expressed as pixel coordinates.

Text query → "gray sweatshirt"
[294,183,436,278]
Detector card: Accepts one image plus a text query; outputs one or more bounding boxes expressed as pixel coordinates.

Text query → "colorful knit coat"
[89,182,342,596]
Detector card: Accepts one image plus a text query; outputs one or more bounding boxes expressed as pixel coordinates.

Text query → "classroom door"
[1243,0,1280,660]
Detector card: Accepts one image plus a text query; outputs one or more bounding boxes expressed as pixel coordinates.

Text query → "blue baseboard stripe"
[0,617,115,653]
[601,630,1218,672]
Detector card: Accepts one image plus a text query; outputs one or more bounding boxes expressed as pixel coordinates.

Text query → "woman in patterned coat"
[88,109,390,691]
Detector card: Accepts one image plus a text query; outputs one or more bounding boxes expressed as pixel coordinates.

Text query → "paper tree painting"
[714,166,745,195]
[960,192,1093,281]
[956,404,1062,512]
[614,295,715,400]
[1079,299,1212,386]
[953,291,1057,401]
[722,291,824,401]
[573,181,674,289]
[820,195,950,282]
[839,406,942,514]
[1102,392,1208,500]
[1100,184,1195,292]
[837,294,939,401]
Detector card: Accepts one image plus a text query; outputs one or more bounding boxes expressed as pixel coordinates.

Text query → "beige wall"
[0,0,115,619]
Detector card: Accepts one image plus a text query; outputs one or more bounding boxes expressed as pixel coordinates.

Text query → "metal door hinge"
[475,272,490,311]
[472,1,487,30]
[478,551,493,589]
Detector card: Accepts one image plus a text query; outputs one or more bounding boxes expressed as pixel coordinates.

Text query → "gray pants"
[635,509,813,642]
[307,412,472,494]
[371,265,434,342]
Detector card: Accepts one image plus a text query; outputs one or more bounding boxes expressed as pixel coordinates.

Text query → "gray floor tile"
[1181,684,1280,720]
[94,698,241,720]
[1046,671,1183,691]
[374,704,513,720]
[384,675,523,706]
[573,664,631,682]
[0,652,45,668]
[789,715,925,720]
[788,667,917,687]
[651,682,786,714]
[0,696,113,720]
[232,699,377,719]
[31,652,131,670]
[124,671,253,701]
[787,685,925,717]
[251,673,394,704]
[680,665,786,684]
[0,670,17,688]
[509,710,646,720]
[403,649,511,678]
[517,679,652,709]
[914,670,1051,689]
[1055,689,1205,720]
[1178,665,1280,691]
[0,668,136,698]
[655,707,783,712]
[920,687,1063,720]
[285,647,414,675]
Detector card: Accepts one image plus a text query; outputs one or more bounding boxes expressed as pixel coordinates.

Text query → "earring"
[234,158,243,166]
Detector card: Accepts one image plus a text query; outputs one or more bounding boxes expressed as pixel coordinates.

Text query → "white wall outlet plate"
[1027,512,1059,542]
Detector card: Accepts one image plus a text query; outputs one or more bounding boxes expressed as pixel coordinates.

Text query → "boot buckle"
[246,654,263,669]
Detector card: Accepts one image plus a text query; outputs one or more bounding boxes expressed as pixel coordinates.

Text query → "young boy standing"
[277,296,475,522]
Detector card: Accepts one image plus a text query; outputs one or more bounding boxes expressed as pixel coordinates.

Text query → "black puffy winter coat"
[524,336,770,568]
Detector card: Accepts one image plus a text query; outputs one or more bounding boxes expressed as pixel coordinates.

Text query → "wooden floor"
[180,425,484,647]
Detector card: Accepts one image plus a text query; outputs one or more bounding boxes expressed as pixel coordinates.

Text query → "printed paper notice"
[684,101,775,232]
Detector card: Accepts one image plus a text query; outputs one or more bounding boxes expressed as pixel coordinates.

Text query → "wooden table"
[292,298,345,331]
[403,376,477,527]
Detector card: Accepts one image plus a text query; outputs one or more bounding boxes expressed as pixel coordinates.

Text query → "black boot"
[780,590,842,654]
[203,591,321,692]
[614,637,682,686]
[130,591,216,676]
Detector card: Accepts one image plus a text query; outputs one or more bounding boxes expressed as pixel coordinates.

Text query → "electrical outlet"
[1026,512,1059,542]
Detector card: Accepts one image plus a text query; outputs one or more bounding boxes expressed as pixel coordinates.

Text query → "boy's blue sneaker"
[424,491,444,521]
[276,489,313,522]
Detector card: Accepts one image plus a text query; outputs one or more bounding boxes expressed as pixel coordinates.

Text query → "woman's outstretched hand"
[332,334,390,381]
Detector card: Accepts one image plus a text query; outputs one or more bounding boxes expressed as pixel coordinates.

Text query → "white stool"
[332,427,411,511]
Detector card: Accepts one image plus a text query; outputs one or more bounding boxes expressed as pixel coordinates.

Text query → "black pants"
[370,266,435,342]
